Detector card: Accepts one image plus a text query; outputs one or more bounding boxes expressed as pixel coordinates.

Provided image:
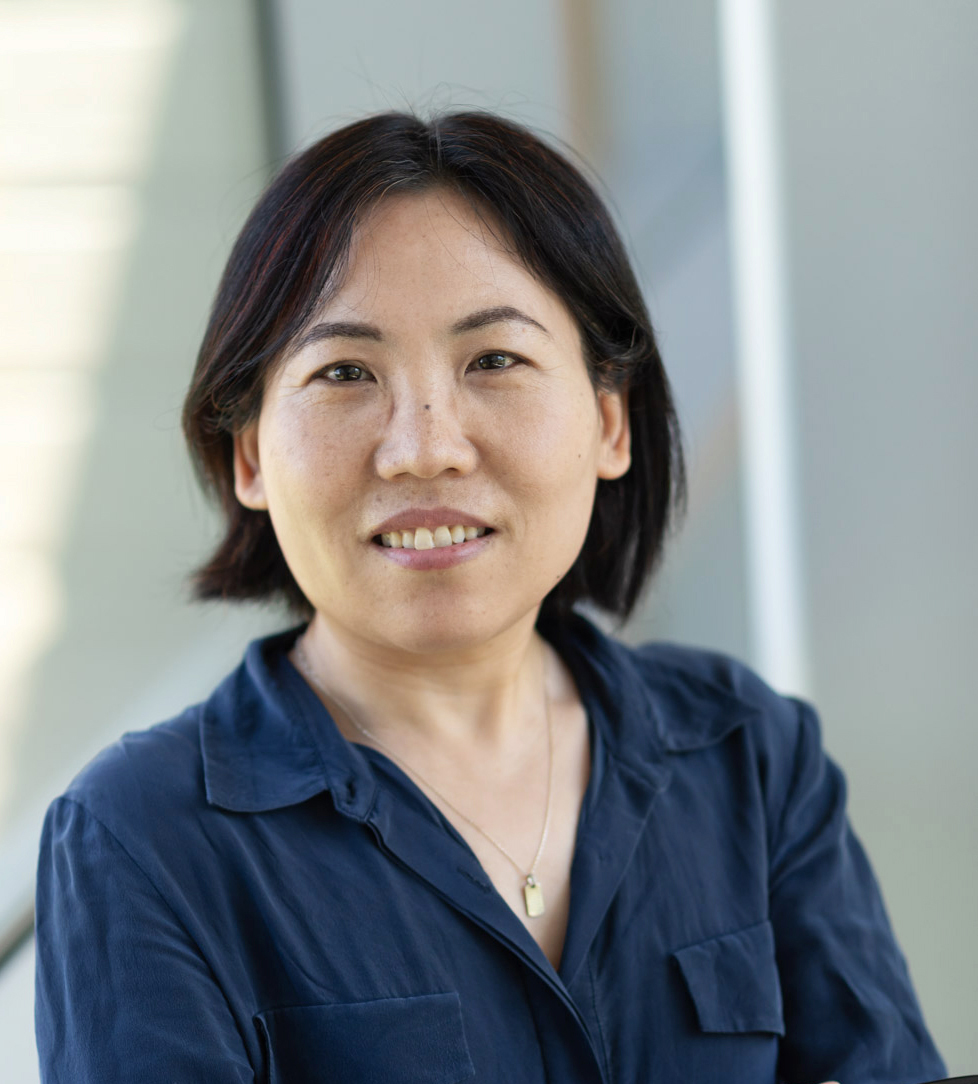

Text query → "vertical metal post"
[717,0,810,694]
[560,0,605,168]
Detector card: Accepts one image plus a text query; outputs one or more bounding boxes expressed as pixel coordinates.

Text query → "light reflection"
[0,0,186,812]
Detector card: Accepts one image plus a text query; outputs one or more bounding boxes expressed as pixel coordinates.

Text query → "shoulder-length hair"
[182,110,685,623]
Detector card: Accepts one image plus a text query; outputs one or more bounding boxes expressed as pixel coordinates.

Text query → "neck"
[297,609,551,755]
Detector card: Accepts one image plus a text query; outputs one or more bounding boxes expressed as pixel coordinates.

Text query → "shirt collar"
[200,615,759,815]
[540,613,759,766]
[200,626,378,817]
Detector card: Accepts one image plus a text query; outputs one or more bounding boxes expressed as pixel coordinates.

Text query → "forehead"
[318,188,567,328]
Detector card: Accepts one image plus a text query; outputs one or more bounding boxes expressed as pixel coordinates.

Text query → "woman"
[35,112,945,1083]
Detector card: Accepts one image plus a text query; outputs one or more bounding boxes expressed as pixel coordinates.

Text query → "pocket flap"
[672,919,785,1036]
[256,992,475,1084]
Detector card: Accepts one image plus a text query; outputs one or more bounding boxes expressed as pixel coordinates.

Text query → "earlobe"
[596,389,632,480]
[232,425,268,510]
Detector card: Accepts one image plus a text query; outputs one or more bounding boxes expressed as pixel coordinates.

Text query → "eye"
[469,352,518,372]
[320,363,371,382]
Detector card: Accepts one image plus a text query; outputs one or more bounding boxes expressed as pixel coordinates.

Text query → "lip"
[369,506,494,538]
[376,531,493,570]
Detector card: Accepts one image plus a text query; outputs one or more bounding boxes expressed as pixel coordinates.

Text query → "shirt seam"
[769,698,812,890]
[587,952,613,1082]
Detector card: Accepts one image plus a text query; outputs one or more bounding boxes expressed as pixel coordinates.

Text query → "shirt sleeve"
[768,700,946,1084]
[35,796,256,1084]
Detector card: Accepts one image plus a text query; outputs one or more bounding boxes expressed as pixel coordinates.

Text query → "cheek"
[258,404,359,527]
[497,385,602,490]
[488,391,602,574]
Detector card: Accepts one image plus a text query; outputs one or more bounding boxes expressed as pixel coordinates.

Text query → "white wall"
[273,0,571,151]
[777,1,978,1068]
[0,939,37,1084]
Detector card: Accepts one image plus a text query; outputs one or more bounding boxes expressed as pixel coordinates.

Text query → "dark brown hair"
[182,111,685,622]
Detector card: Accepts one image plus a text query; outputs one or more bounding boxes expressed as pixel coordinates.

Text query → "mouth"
[372,525,493,550]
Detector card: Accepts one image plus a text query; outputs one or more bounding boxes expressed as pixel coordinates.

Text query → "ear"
[595,387,631,480]
[232,423,269,510]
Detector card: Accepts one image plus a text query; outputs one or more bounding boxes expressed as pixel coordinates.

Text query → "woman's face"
[233,189,630,656]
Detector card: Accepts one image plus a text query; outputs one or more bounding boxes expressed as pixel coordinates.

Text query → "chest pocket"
[671,919,785,1036]
[255,992,475,1084]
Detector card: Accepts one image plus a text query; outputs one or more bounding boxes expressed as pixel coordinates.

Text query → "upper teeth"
[380,526,487,550]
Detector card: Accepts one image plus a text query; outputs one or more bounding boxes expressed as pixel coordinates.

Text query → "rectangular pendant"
[523,879,545,918]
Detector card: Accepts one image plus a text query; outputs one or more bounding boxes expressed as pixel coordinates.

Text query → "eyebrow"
[291,321,384,352]
[449,306,551,337]
[291,305,551,354]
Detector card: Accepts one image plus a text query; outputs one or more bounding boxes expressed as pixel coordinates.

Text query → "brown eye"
[325,364,368,381]
[472,353,515,371]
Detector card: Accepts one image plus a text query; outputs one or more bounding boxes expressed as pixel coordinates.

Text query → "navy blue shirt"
[35,615,945,1083]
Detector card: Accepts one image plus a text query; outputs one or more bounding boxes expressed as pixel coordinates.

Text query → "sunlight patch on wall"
[0,0,186,806]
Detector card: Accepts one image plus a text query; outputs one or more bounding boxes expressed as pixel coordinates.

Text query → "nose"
[373,384,478,481]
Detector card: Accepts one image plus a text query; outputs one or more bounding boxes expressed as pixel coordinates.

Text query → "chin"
[372,597,533,657]
[390,618,502,657]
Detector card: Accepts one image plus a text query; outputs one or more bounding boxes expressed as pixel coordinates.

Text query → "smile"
[372,527,494,571]
[377,526,490,550]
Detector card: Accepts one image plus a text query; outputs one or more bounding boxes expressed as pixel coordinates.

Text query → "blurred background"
[1,0,975,1077]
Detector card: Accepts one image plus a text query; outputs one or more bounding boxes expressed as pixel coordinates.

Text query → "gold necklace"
[292,638,554,919]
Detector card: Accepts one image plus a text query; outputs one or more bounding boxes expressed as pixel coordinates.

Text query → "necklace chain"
[292,638,554,912]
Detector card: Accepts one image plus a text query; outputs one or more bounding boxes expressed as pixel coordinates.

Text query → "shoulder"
[559,613,808,752]
[553,615,823,833]
[56,706,208,844]
[628,638,816,780]
[623,640,832,844]
[629,638,779,699]
[44,622,327,863]
[629,639,803,723]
